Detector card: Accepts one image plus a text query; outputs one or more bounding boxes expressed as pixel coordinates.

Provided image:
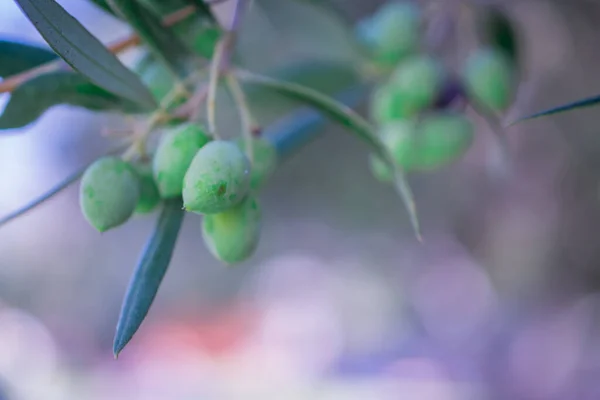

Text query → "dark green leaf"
[0,145,127,226]
[136,0,189,17]
[0,38,57,77]
[514,95,600,124]
[113,199,185,357]
[237,70,420,237]
[478,7,519,67]
[187,0,216,23]
[14,0,157,109]
[107,0,192,78]
[0,71,143,130]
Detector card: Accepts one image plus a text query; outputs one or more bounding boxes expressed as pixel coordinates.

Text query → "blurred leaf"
[514,95,600,124]
[0,39,57,77]
[0,145,127,227]
[0,71,143,130]
[237,70,420,237]
[186,0,216,22]
[88,0,118,16]
[478,7,519,67]
[14,0,157,109]
[136,0,189,17]
[113,199,185,357]
[108,0,192,78]
[248,0,361,65]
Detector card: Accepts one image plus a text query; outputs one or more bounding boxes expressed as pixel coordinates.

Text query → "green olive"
[183,141,251,214]
[356,2,422,66]
[411,112,475,170]
[153,123,211,199]
[390,55,445,115]
[79,157,140,232]
[464,48,514,111]
[368,154,393,183]
[202,195,261,265]
[134,57,175,103]
[379,119,418,169]
[369,84,414,124]
[234,137,278,190]
[133,163,161,214]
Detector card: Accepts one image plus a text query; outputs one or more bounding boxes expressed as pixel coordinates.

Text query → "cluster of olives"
[79,123,277,264]
[358,2,517,181]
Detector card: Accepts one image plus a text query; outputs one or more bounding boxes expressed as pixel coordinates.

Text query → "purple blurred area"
[3,0,600,399]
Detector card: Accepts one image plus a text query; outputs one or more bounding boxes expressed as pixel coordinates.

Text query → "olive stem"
[225,73,257,163]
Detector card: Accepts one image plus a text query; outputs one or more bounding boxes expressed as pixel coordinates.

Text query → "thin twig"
[226,73,255,162]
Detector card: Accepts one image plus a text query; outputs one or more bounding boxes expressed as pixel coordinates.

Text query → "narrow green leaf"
[0,71,143,130]
[0,145,127,227]
[237,70,421,238]
[107,0,192,78]
[0,38,57,77]
[88,0,118,16]
[135,0,189,17]
[514,95,600,124]
[187,0,216,23]
[14,0,157,109]
[113,199,185,357]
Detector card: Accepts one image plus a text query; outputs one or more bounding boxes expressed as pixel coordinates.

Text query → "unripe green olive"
[356,2,422,66]
[463,48,514,111]
[153,123,211,199]
[390,55,445,115]
[133,163,161,214]
[183,141,251,214]
[411,112,474,170]
[380,119,418,169]
[370,84,413,124]
[202,195,261,264]
[135,57,175,103]
[235,137,278,190]
[369,154,393,182]
[79,157,140,232]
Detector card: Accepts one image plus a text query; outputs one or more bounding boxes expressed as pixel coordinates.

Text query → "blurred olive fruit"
[380,119,419,169]
[202,195,261,264]
[356,2,422,66]
[80,157,140,232]
[370,85,412,124]
[390,55,445,114]
[133,163,161,214]
[153,123,211,198]
[412,112,474,170]
[235,137,278,190]
[463,48,514,111]
[369,153,393,182]
[183,141,251,214]
[135,57,175,103]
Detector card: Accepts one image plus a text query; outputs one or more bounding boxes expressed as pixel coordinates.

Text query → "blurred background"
[3,0,600,398]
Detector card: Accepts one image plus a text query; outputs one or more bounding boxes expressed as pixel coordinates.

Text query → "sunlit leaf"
[108,0,192,78]
[0,71,143,130]
[0,38,57,77]
[113,199,184,357]
[237,70,421,237]
[14,0,157,109]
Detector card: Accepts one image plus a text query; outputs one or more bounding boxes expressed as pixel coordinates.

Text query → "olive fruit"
[463,48,514,111]
[356,2,422,66]
[133,163,160,214]
[411,112,475,170]
[370,85,413,124]
[135,57,175,103]
[390,55,445,114]
[369,154,393,182]
[183,141,251,214]
[79,157,140,232]
[153,123,211,199]
[202,195,261,264]
[235,137,278,190]
[380,119,419,169]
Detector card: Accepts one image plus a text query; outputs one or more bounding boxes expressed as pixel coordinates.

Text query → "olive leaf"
[88,0,119,16]
[113,199,185,357]
[0,38,57,77]
[107,0,192,78]
[513,94,600,124]
[14,0,157,109]
[186,0,216,23]
[0,71,144,130]
[237,70,421,238]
